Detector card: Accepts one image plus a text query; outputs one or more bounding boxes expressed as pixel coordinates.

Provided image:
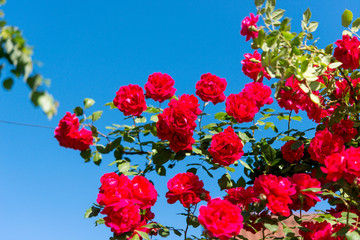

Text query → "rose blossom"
[101,199,142,236]
[240,13,259,41]
[280,140,304,164]
[226,92,259,123]
[276,76,309,113]
[113,84,147,116]
[241,51,271,82]
[299,221,334,240]
[208,126,244,166]
[289,173,321,212]
[97,173,132,206]
[343,147,360,184]
[130,175,158,209]
[195,73,227,105]
[332,119,358,143]
[169,132,195,153]
[308,129,345,164]
[253,174,296,216]
[144,72,176,102]
[166,172,210,208]
[224,186,259,210]
[168,94,202,115]
[54,112,93,151]
[334,34,360,70]
[198,198,243,240]
[321,152,346,182]
[242,82,273,107]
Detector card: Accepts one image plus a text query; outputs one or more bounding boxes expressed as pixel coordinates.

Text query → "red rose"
[224,186,259,210]
[240,13,259,41]
[334,34,360,70]
[242,82,273,108]
[308,129,345,164]
[167,106,197,134]
[208,126,244,166]
[166,172,210,208]
[289,173,321,212]
[144,72,176,102]
[130,175,158,209]
[303,92,335,123]
[169,132,195,153]
[344,147,360,184]
[54,112,93,151]
[276,76,309,113]
[195,73,227,105]
[198,198,243,240]
[168,94,202,115]
[321,152,346,182]
[253,174,296,217]
[241,51,271,82]
[156,108,172,141]
[332,119,358,143]
[97,173,132,206]
[101,199,142,236]
[226,92,259,123]
[300,221,334,240]
[113,84,147,116]
[280,140,304,164]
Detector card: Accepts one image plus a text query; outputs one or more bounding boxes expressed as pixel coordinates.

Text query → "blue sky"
[1,0,360,240]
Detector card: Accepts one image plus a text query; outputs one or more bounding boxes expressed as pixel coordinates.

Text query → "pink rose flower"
[241,50,271,82]
[240,13,259,41]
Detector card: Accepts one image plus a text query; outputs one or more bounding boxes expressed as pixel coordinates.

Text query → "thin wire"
[0,119,55,129]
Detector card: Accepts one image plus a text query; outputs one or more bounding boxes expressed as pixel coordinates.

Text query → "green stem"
[198,101,207,131]
[132,116,144,152]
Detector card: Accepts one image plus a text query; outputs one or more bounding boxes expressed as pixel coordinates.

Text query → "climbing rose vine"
[55,0,360,239]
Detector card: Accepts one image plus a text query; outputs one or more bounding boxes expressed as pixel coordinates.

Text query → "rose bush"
[55,0,360,239]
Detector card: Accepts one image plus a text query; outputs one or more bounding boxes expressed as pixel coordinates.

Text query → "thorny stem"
[132,116,144,152]
[184,207,191,240]
[198,101,207,131]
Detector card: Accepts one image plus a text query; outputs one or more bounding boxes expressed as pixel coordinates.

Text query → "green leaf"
[281,31,294,41]
[93,152,102,165]
[346,230,360,240]
[265,0,276,13]
[301,187,321,192]
[271,9,285,21]
[84,206,101,218]
[264,218,279,232]
[73,106,83,116]
[303,8,311,24]
[135,116,146,124]
[84,98,95,109]
[144,107,161,113]
[123,133,135,143]
[239,160,254,173]
[325,44,334,54]
[255,0,265,7]
[292,116,302,121]
[80,149,92,162]
[156,165,166,176]
[279,136,296,141]
[95,218,105,226]
[150,115,159,122]
[92,111,103,121]
[214,112,229,121]
[173,229,182,236]
[158,228,170,237]
[118,161,130,173]
[135,231,151,240]
[187,167,198,175]
[308,21,319,32]
[218,173,233,190]
[352,17,360,32]
[342,9,353,27]
[329,62,343,69]
[104,102,116,109]
[2,78,13,90]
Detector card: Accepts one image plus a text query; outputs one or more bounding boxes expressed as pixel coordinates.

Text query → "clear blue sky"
[1,1,360,240]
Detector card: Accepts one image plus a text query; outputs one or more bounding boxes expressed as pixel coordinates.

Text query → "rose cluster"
[97,173,157,238]
[54,112,93,151]
[156,94,201,152]
[226,81,273,123]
